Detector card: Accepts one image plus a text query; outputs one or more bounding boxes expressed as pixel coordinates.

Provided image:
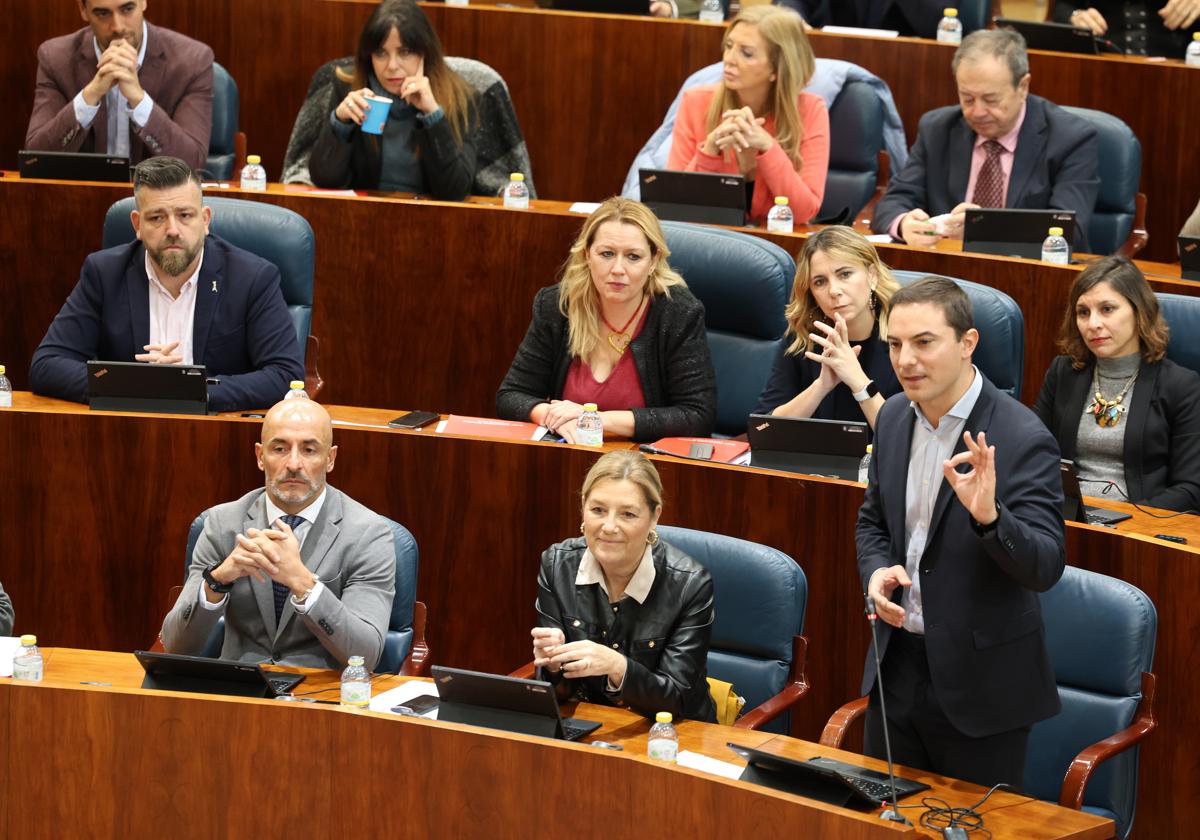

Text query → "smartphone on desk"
[392,694,441,716]
[388,411,439,430]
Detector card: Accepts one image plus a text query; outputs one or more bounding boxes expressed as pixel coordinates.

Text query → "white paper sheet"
[820,25,899,38]
[368,681,441,719]
[569,202,602,215]
[677,750,744,780]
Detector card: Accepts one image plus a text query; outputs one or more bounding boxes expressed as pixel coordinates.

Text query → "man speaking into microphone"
[856,277,1065,789]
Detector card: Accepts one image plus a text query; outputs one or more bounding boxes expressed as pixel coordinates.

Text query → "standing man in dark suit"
[24,0,213,171]
[30,155,304,412]
[871,28,1100,251]
[857,277,1066,788]
[160,398,397,669]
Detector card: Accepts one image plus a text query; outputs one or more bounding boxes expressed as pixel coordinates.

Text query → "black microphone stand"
[865,592,910,825]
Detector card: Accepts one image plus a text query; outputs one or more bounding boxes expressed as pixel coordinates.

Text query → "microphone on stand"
[864,591,910,825]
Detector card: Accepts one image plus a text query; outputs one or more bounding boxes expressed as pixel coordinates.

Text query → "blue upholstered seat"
[661,222,793,436]
[1154,292,1200,377]
[818,80,885,224]
[1060,106,1143,256]
[184,511,422,675]
[658,525,807,734]
[205,62,241,181]
[891,269,1025,397]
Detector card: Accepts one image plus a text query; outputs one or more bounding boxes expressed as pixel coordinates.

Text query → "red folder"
[440,415,546,441]
[645,437,749,463]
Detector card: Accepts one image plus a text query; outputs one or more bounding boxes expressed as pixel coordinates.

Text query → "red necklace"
[600,295,647,355]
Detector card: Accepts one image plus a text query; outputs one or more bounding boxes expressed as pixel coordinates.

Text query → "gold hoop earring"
[646,530,659,546]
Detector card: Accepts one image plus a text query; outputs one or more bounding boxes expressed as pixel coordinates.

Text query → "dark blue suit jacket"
[30,235,304,412]
[856,373,1066,738]
[872,94,1100,251]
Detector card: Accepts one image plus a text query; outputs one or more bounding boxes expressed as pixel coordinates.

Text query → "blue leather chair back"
[1026,566,1157,839]
[1154,292,1200,377]
[954,0,992,34]
[892,270,1025,397]
[206,62,240,180]
[818,80,884,224]
[184,511,419,674]
[657,525,806,734]
[1061,106,1141,256]
[103,196,314,362]
[661,222,793,435]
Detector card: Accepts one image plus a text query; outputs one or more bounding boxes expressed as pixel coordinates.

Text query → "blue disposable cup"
[360,95,394,135]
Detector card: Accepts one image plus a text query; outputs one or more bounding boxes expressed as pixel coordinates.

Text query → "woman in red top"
[668,5,829,226]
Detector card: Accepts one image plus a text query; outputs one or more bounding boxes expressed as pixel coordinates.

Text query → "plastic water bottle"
[340,655,371,707]
[0,364,11,408]
[12,635,44,682]
[576,403,604,447]
[648,711,679,762]
[240,154,267,191]
[936,8,962,44]
[767,196,793,234]
[1041,226,1070,265]
[698,0,724,24]
[858,444,873,485]
[503,172,529,209]
[1187,33,1200,67]
[283,380,308,400]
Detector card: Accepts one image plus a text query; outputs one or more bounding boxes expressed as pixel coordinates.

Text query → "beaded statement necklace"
[600,294,647,356]
[1087,366,1138,428]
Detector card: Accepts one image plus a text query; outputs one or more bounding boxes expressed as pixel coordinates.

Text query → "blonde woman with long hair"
[497,197,716,443]
[667,6,829,225]
[755,227,900,429]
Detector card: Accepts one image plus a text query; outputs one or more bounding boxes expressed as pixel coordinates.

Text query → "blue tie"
[272,514,306,622]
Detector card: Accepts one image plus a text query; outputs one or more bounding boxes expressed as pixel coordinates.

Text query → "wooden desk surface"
[0,394,1192,836]
[3,177,1199,415]
[2,2,1196,261]
[0,647,1112,839]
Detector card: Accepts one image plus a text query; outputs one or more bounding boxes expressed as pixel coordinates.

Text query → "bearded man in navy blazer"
[30,156,304,412]
[857,277,1066,789]
[871,28,1099,252]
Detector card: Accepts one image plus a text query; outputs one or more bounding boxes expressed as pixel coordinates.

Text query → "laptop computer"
[1179,236,1200,281]
[18,150,132,183]
[431,665,603,741]
[134,650,307,699]
[746,414,869,480]
[640,169,746,227]
[963,208,1077,260]
[994,18,1100,55]
[727,743,930,809]
[1060,459,1132,526]
[87,360,210,415]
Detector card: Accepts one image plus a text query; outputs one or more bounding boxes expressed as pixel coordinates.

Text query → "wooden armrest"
[233,131,247,177]
[734,636,809,730]
[1059,672,1157,810]
[509,661,537,680]
[304,334,324,399]
[399,600,430,677]
[820,695,870,748]
[1115,192,1148,259]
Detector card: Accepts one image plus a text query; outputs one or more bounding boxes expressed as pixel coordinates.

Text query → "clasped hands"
[805,313,868,395]
[867,431,997,627]
[83,38,145,108]
[532,626,627,688]
[899,202,980,248]
[538,399,586,444]
[703,107,772,171]
[207,519,313,599]
[135,340,182,364]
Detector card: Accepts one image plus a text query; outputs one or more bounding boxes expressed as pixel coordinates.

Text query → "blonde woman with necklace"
[1034,256,1200,512]
[497,197,716,443]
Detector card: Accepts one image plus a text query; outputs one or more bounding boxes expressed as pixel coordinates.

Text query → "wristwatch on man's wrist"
[202,564,234,594]
[852,380,880,403]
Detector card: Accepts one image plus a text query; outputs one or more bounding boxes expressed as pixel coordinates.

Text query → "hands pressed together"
[83,39,145,109]
[703,107,772,175]
[805,313,869,395]
[135,340,182,364]
[532,626,628,688]
[205,519,315,601]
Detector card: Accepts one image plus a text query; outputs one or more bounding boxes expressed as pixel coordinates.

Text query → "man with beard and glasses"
[160,398,396,669]
[30,155,304,411]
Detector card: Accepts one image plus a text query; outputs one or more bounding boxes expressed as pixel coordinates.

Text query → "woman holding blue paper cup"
[309,0,477,198]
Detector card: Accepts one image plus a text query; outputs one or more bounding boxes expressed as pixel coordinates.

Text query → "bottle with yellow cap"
[0,363,11,408]
[283,380,309,401]
[1187,32,1200,67]
[936,8,962,44]
[576,402,604,447]
[503,172,529,209]
[767,196,794,234]
[240,154,267,191]
[858,443,873,485]
[13,634,43,682]
[648,711,678,762]
[1041,226,1070,265]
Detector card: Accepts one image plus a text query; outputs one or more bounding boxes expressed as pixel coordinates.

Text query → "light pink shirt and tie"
[145,249,203,364]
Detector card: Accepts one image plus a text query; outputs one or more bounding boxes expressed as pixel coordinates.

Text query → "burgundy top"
[563,308,648,410]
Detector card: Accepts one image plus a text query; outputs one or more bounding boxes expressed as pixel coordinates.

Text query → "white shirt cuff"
[291,579,326,614]
[198,584,228,610]
[669,0,679,16]
[74,91,101,129]
[128,91,154,128]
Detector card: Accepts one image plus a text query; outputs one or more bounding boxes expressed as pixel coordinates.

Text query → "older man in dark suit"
[857,277,1066,789]
[30,156,304,412]
[24,0,213,171]
[872,28,1100,252]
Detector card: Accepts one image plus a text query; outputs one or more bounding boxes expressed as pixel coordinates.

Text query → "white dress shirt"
[145,249,202,365]
[73,22,155,158]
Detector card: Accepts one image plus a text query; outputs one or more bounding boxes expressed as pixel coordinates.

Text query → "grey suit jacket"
[0,581,13,637]
[24,22,213,171]
[160,486,395,670]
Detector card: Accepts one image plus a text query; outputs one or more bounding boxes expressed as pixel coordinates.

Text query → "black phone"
[388,411,439,430]
[392,694,440,716]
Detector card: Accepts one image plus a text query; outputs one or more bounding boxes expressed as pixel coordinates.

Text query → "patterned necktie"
[971,140,1006,208]
[272,514,306,622]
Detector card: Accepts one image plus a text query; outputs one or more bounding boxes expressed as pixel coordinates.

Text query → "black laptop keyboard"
[561,719,595,741]
[839,774,894,803]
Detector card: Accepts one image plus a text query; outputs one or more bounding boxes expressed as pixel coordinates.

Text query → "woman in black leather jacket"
[531,451,717,722]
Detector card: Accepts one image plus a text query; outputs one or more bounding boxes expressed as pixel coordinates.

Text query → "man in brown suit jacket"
[25,0,213,172]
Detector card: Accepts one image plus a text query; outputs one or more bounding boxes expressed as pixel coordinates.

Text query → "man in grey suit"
[25,0,213,171]
[0,581,13,636]
[160,398,395,669]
